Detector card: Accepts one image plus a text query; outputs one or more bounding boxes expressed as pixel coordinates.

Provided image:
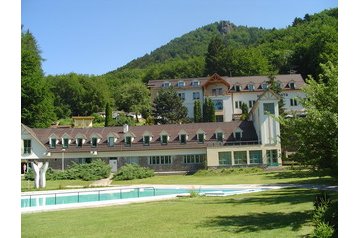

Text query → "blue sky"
[21,0,338,76]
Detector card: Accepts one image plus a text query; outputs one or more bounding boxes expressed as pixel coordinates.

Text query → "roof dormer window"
[62,138,69,148]
[50,138,57,148]
[108,137,114,147]
[76,138,83,147]
[289,82,295,89]
[261,83,268,90]
[177,81,185,87]
[192,80,200,87]
[162,82,171,88]
[248,84,255,91]
[125,136,132,147]
[91,137,98,147]
[234,85,242,92]
[234,128,243,141]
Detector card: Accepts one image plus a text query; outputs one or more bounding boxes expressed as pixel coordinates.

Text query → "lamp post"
[61,148,66,171]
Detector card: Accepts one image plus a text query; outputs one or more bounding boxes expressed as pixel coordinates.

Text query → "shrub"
[113,164,154,181]
[24,159,111,181]
[194,167,263,176]
[312,192,338,238]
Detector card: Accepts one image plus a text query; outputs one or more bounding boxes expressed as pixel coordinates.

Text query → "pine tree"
[104,103,113,127]
[207,98,216,122]
[240,102,249,120]
[21,30,56,128]
[193,100,202,122]
[204,35,225,75]
[153,87,188,124]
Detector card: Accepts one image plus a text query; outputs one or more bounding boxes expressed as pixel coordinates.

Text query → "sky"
[21,0,338,76]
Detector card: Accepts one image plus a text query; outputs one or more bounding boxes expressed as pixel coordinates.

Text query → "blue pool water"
[21,187,270,208]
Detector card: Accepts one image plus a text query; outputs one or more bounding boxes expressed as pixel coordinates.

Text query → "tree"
[202,98,216,122]
[240,102,249,120]
[280,62,337,177]
[266,73,285,115]
[114,81,151,122]
[21,30,56,127]
[104,103,113,127]
[153,86,188,124]
[193,100,202,122]
[204,35,225,75]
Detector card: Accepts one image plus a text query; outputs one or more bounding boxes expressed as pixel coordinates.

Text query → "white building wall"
[281,91,306,113]
[232,92,261,114]
[21,128,48,160]
[178,89,204,118]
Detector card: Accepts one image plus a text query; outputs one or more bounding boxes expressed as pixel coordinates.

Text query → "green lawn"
[111,169,335,186]
[21,188,337,238]
[21,169,336,192]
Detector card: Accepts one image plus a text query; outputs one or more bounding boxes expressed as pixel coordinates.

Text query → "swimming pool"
[21,186,274,212]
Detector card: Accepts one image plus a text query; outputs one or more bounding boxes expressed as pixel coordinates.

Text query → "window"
[183,154,206,164]
[248,84,255,91]
[219,152,232,165]
[289,82,295,89]
[235,132,242,140]
[192,81,200,87]
[177,81,185,87]
[234,151,247,165]
[193,92,200,100]
[249,100,256,108]
[91,138,97,147]
[264,103,275,114]
[76,138,83,147]
[178,93,185,101]
[23,139,31,154]
[239,101,243,109]
[143,136,150,146]
[212,99,223,111]
[235,101,239,109]
[162,82,171,88]
[234,85,242,92]
[212,88,223,96]
[161,135,168,145]
[125,136,132,146]
[266,150,278,165]
[198,133,204,143]
[249,150,262,164]
[261,83,268,90]
[50,138,57,148]
[290,98,298,106]
[180,134,187,144]
[108,137,114,147]
[216,132,223,142]
[215,115,224,122]
[149,156,172,165]
[62,138,69,148]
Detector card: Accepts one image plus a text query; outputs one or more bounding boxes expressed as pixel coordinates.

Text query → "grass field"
[21,187,337,238]
[111,169,335,186]
[21,169,336,192]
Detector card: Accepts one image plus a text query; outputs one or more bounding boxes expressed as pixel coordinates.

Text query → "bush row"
[24,159,111,181]
[194,167,263,176]
[112,164,154,180]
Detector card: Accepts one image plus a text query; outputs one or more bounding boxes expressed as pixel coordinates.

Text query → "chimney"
[123,124,129,133]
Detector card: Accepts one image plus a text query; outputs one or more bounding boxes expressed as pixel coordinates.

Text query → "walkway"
[89,173,114,187]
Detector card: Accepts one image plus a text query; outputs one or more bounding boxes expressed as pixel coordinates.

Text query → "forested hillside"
[21,8,337,127]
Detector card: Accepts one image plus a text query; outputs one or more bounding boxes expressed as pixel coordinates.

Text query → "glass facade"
[249,150,262,164]
[183,154,206,164]
[234,151,247,165]
[218,152,232,165]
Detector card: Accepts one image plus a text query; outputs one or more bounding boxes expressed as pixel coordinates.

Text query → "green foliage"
[21,30,56,127]
[312,192,338,238]
[202,98,216,122]
[153,86,188,124]
[24,160,111,181]
[104,103,113,127]
[240,102,249,120]
[194,167,263,176]
[113,164,154,180]
[113,113,136,126]
[193,100,202,122]
[280,62,338,177]
[114,81,151,121]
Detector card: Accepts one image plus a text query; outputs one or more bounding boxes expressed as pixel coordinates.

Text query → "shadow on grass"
[263,170,337,185]
[201,211,312,233]
[204,188,319,206]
